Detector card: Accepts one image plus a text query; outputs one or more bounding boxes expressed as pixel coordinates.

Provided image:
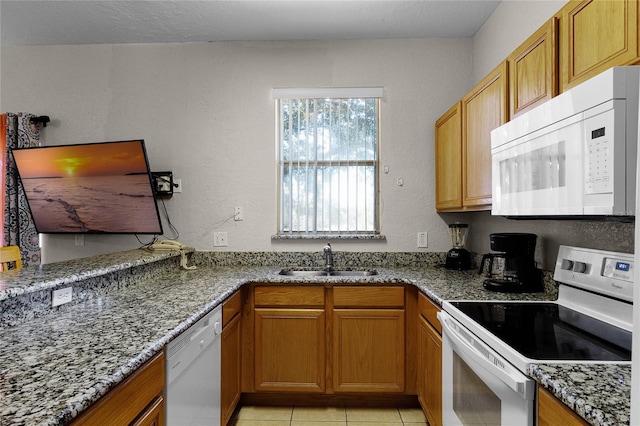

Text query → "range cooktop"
[450,301,631,362]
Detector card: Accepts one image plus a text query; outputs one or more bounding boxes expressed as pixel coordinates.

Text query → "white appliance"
[166,305,223,426]
[439,246,633,425]
[491,66,640,217]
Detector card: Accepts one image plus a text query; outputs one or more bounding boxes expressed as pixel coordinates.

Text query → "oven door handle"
[438,311,534,400]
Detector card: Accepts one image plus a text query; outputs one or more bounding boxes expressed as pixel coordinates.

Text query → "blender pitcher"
[445,223,471,270]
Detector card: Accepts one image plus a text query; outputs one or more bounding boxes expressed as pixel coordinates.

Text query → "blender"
[445,223,471,270]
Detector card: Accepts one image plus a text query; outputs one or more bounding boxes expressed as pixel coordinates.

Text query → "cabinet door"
[221,312,241,425]
[509,17,558,118]
[461,61,508,209]
[561,0,639,91]
[254,308,325,392]
[131,397,164,426]
[435,102,463,211]
[333,309,405,393]
[70,352,165,426]
[418,316,442,426]
[538,386,588,426]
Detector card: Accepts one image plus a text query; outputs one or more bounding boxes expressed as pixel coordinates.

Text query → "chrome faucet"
[323,242,334,272]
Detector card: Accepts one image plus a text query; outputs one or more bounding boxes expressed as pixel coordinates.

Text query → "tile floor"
[230,405,428,426]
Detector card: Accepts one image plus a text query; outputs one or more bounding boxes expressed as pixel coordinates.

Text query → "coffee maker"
[477,233,543,292]
[445,223,471,270]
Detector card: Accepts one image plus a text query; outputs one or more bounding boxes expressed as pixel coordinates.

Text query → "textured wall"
[1,39,473,262]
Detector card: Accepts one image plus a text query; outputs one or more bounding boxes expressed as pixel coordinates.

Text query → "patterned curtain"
[3,113,41,266]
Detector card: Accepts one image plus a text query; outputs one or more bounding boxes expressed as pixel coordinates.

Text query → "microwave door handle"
[438,312,534,400]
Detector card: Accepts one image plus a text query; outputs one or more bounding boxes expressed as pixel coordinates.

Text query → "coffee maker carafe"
[477,233,543,292]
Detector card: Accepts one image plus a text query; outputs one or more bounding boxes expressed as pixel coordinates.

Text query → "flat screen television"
[12,139,163,234]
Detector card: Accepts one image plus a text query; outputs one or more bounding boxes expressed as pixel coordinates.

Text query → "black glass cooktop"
[450,301,632,362]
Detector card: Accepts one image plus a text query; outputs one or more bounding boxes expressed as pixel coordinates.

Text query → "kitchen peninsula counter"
[0,249,629,425]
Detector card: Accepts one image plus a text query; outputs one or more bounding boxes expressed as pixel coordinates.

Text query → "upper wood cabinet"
[508,17,559,118]
[435,102,463,211]
[461,61,508,209]
[560,0,640,91]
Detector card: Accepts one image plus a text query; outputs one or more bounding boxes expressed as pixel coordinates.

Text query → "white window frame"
[273,87,383,238]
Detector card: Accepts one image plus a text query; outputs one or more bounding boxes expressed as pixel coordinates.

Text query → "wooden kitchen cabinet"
[508,17,559,118]
[253,286,326,392]
[461,61,508,210]
[332,286,405,393]
[560,0,639,91]
[435,102,463,211]
[70,352,165,426]
[417,293,442,426]
[538,386,588,426]
[221,290,242,426]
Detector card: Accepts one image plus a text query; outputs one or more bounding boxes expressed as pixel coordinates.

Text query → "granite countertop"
[529,363,632,426]
[0,250,630,425]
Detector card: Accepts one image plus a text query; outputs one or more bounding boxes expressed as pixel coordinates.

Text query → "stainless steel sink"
[279,269,378,277]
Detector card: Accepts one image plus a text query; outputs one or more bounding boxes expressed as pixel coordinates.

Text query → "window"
[274,88,382,236]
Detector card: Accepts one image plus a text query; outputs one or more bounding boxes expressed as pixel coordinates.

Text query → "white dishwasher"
[166,305,222,426]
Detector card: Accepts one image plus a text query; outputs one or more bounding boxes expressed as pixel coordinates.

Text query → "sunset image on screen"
[13,140,162,234]
[13,140,148,178]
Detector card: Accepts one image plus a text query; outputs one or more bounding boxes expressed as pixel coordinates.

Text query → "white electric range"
[438,245,633,426]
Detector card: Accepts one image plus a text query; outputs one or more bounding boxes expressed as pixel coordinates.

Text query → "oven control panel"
[554,245,634,302]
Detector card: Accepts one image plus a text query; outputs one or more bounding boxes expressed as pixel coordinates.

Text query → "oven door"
[438,311,535,426]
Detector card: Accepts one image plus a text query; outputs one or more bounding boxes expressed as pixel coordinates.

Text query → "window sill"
[272,234,386,241]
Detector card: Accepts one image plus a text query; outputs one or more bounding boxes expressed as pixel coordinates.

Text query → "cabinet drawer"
[223,290,242,327]
[333,286,404,308]
[418,292,441,335]
[70,352,165,425]
[255,286,325,307]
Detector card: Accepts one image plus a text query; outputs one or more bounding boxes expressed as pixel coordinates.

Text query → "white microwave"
[491,66,640,218]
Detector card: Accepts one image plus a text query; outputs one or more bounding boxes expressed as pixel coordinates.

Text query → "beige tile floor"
[230,405,428,426]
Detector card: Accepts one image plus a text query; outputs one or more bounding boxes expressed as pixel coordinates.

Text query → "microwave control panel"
[586,133,611,195]
[584,104,616,196]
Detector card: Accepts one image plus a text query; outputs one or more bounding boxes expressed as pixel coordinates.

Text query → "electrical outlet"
[174,179,182,193]
[213,232,228,247]
[75,234,85,246]
[234,206,243,221]
[52,287,73,307]
[417,232,428,248]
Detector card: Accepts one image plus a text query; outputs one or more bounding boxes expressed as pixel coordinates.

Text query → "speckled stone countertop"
[0,249,630,425]
[529,363,632,426]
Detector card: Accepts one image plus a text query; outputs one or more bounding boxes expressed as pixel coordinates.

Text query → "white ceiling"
[0,0,500,46]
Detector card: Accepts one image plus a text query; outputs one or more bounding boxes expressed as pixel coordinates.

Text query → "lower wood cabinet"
[417,293,442,426]
[333,286,405,393]
[131,396,164,426]
[538,386,588,426]
[253,286,326,392]
[333,309,405,393]
[254,307,326,392]
[247,284,408,397]
[70,352,165,426]
[221,290,242,425]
